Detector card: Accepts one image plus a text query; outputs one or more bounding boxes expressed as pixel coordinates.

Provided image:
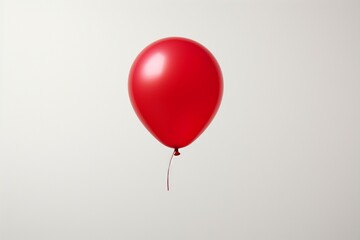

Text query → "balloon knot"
[174,148,180,156]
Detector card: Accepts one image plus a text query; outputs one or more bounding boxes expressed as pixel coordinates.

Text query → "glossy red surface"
[129,37,223,149]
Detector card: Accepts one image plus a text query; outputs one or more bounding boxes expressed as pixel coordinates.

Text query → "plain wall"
[1,0,359,239]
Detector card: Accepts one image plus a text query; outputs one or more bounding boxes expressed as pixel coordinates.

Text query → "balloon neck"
[174,148,180,156]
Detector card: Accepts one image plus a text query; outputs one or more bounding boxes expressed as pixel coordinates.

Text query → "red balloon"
[128,37,223,150]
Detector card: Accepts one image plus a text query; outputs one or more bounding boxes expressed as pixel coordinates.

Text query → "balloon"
[128,37,223,151]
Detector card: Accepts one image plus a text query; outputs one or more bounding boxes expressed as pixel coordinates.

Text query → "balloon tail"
[167,148,180,191]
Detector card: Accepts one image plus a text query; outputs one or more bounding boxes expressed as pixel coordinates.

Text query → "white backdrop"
[1,0,359,239]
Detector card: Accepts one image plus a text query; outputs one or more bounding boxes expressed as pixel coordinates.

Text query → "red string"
[167,148,180,191]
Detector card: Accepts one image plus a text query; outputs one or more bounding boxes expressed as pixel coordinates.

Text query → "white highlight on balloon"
[143,53,165,78]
